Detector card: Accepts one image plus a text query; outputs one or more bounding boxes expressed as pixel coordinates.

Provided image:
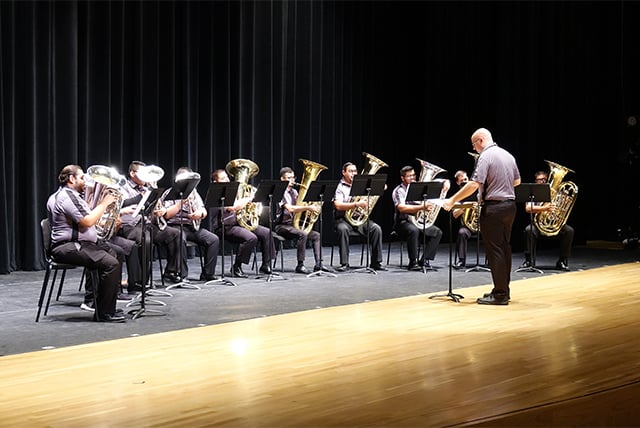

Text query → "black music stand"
[204,181,240,286]
[300,180,338,278]
[252,180,288,282]
[515,183,551,274]
[164,177,202,290]
[406,180,444,275]
[128,188,168,320]
[349,173,388,275]
[429,201,467,303]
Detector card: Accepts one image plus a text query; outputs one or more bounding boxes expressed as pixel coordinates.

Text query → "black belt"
[483,199,515,205]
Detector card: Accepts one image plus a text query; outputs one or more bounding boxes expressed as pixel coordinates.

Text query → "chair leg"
[35,267,54,322]
[55,269,68,301]
[44,269,61,317]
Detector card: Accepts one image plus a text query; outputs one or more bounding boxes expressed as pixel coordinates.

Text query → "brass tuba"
[292,159,328,234]
[226,159,262,231]
[533,160,578,237]
[345,152,389,227]
[460,152,480,233]
[85,165,126,240]
[409,159,447,229]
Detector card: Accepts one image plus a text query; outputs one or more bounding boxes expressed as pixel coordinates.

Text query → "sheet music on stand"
[131,187,162,219]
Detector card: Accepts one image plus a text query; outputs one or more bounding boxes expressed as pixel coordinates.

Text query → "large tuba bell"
[292,159,328,234]
[409,159,447,229]
[345,152,389,227]
[533,160,578,237]
[85,165,126,240]
[460,152,480,233]
[226,159,262,231]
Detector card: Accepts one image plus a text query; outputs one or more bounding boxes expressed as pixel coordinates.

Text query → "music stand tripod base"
[126,294,168,308]
[429,291,464,303]
[256,271,286,283]
[515,265,544,274]
[205,277,237,286]
[166,281,201,291]
[306,270,337,278]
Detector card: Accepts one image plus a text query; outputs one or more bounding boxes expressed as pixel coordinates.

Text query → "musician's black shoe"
[231,265,248,278]
[162,272,182,284]
[127,283,143,293]
[200,273,219,281]
[259,264,272,275]
[407,260,422,271]
[295,265,310,274]
[476,294,509,306]
[335,264,350,272]
[117,293,134,302]
[95,313,127,323]
[370,263,388,271]
[453,259,466,269]
[314,264,335,273]
[519,260,532,269]
[555,260,569,271]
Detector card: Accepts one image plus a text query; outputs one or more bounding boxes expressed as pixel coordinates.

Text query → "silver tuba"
[226,159,262,231]
[85,165,126,240]
[345,152,389,227]
[175,170,203,231]
[409,159,447,229]
[533,160,578,237]
[292,159,328,233]
[136,165,166,229]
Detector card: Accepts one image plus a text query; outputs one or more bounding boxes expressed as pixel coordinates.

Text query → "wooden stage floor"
[1,262,639,427]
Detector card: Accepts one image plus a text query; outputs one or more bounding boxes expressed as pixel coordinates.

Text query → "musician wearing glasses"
[210,169,276,278]
[275,166,332,274]
[46,165,125,322]
[117,161,183,285]
[520,171,574,271]
[392,165,446,271]
[451,170,473,268]
[161,167,220,282]
[333,162,386,272]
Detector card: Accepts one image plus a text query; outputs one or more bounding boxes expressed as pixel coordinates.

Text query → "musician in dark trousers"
[274,166,331,274]
[162,167,220,281]
[391,165,446,271]
[333,162,386,272]
[451,170,473,268]
[46,164,125,322]
[520,170,574,271]
[443,128,521,305]
[209,169,275,278]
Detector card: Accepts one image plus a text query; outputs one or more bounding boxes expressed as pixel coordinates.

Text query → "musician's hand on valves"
[307,204,321,214]
[442,198,454,212]
[100,193,117,207]
[355,199,368,209]
[153,206,167,217]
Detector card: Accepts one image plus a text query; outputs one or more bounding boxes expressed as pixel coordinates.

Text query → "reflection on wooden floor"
[1,263,639,427]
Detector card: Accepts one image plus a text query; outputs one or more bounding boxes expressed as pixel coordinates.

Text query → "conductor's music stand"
[252,180,288,282]
[164,177,202,290]
[300,180,338,278]
[349,173,387,275]
[429,200,467,303]
[405,180,444,275]
[204,181,240,286]
[515,183,551,274]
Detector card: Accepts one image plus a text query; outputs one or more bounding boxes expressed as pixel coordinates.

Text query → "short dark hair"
[129,161,146,173]
[342,162,355,172]
[58,164,81,184]
[399,165,414,176]
[279,166,294,178]
[211,169,226,182]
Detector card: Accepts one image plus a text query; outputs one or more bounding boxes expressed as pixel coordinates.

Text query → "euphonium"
[175,171,202,231]
[460,152,480,233]
[345,152,389,227]
[226,159,262,231]
[136,165,166,230]
[409,159,447,229]
[292,159,328,233]
[533,160,578,237]
[85,165,126,240]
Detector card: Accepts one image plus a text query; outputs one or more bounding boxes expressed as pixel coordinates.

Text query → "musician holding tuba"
[520,169,575,271]
[161,167,220,282]
[274,166,333,274]
[117,161,183,286]
[210,168,276,278]
[391,165,447,271]
[333,161,387,272]
[451,170,475,269]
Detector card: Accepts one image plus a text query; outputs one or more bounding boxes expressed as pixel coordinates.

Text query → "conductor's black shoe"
[95,313,127,323]
[483,292,510,301]
[314,264,335,273]
[200,273,219,281]
[555,260,569,271]
[335,264,350,272]
[370,263,388,271]
[231,265,248,278]
[519,260,532,269]
[295,265,310,274]
[259,265,272,275]
[162,272,182,284]
[477,294,509,306]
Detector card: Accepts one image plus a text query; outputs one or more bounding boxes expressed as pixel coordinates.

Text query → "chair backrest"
[40,218,52,261]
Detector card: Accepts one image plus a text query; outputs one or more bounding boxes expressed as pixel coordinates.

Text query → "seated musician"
[451,170,473,268]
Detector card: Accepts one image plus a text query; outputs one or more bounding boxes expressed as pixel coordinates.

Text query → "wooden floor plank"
[1,263,639,427]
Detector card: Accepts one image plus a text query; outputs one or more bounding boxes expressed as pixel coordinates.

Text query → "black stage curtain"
[1,1,639,273]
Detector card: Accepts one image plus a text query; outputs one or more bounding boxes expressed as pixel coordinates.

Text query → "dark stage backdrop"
[1,1,639,273]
